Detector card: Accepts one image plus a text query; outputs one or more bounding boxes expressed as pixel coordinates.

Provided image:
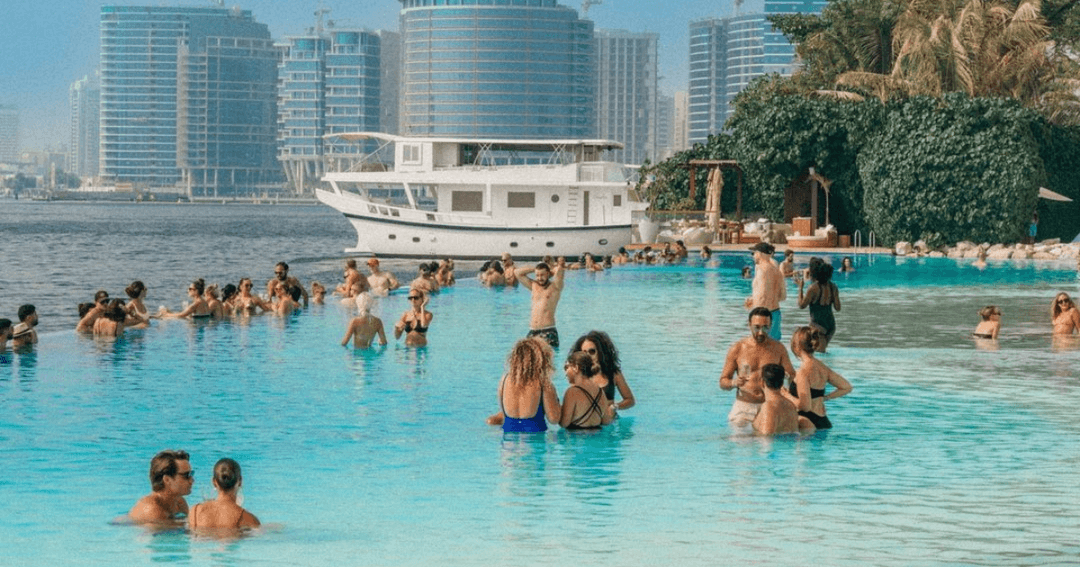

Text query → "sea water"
[2,202,1080,566]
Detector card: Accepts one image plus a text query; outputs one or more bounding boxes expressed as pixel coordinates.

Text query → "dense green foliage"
[858,94,1044,247]
[726,76,877,236]
[639,132,745,213]
[1032,121,1080,241]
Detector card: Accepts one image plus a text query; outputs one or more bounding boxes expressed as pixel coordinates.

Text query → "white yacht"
[315,133,646,259]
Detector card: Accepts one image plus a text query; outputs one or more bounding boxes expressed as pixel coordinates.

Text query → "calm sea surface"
[2,200,1080,566]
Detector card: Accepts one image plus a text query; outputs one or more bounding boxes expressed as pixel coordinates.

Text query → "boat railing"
[357,199,504,227]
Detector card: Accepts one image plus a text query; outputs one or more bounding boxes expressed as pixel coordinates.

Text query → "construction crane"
[582,0,602,17]
[315,6,331,35]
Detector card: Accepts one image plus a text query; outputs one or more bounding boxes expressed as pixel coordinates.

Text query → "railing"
[853,230,877,253]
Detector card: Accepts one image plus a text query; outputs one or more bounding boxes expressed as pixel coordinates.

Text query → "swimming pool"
[2,253,1079,566]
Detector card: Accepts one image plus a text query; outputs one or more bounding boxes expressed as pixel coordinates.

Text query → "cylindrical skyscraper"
[399,0,595,139]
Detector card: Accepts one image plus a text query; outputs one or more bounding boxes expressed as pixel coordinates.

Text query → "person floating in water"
[753,363,815,435]
[187,458,260,530]
[128,450,194,525]
[516,259,565,348]
[972,306,1002,340]
[720,307,796,429]
[487,337,562,432]
[11,304,38,348]
[1052,293,1080,335]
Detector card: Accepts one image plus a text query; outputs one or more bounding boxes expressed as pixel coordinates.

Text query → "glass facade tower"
[99,6,279,196]
[0,105,19,164]
[595,30,658,165]
[400,0,595,139]
[69,74,100,179]
[278,29,386,192]
[688,14,765,145]
[763,0,828,76]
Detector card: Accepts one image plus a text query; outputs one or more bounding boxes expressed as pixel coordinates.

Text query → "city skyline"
[0,0,756,153]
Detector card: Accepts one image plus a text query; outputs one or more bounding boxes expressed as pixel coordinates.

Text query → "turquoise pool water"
[3,253,1080,566]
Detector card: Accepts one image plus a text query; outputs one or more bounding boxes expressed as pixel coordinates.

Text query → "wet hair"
[618,247,627,255]
[762,363,785,390]
[346,259,357,269]
[505,338,554,389]
[311,281,325,294]
[125,281,145,299]
[77,302,95,319]
[784,249,794,258]
[17,304,35,322]
[149,449,190,491]
[810,260,834,285]
[105,299,127,323]
[419,263,432,274]
[791,326,821,356]
[979,305,1000,320]
[428,261,440,273]
[479,260,492,274]
[570,330,621,379]
[221,284,238,303]
[490,260,503,274]
[213,458,242,492]
[748,306,773,322]
[239,277,254,290]
[535,262,551,271]
[741,266,752,277]
[94,290,110,305]
[190,278,206,296]
[702,245,712,257]
[354,292,374,315]
[205,284,220,300]
[276,261,289,272]
[0,318,11,336]
[565,350,600,378]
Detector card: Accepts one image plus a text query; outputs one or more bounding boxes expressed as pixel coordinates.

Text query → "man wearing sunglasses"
[128,449,194,524]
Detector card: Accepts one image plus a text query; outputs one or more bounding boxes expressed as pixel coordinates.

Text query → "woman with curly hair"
[487,338,561,432]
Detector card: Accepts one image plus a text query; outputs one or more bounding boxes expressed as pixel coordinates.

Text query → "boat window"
[426,213,436,221]
[412,237,420,242]
[599,239,608,245]
[403,144,422,164]
[368,205,378,214]
[546,242,555,248]
[551,194,560,203]
[507,192,535,208]
[391,209,400,217]
[510,242,518,248]
[451,191,483,212]
[388,234,396,240]
[378,207,390,215]
[613,195,622,207]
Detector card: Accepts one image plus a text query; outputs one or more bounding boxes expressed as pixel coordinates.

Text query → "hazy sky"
[0,0,757,152]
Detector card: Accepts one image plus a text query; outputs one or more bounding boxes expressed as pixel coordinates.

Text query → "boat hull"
[318,189,631,259]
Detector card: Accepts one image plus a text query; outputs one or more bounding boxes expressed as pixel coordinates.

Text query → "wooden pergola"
[686,159,744,221]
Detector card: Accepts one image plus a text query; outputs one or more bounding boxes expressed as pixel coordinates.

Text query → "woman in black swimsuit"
[394,290,433,347]
[787,326,852,430]
[559,351,614,430]
[188,458,260,530]
[570,331,635,411]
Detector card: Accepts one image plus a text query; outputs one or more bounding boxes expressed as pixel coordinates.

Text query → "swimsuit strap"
[569,385,603,427]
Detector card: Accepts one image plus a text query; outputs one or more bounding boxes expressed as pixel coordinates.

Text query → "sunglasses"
[408,296,421,300]
[1058,299,1070,304]
[174,470,194,480]
[583,348,597,355]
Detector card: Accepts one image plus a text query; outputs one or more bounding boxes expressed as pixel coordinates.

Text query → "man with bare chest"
[516,259,565,347]
[719,307,796,428]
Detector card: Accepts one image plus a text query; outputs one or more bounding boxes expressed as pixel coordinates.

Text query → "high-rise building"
[69,73,100,179]
[278,27,386,192]
[763,0,827,76]
[655,92,674,161]
[99,5,279,196]
[0,105,19,164]
[672,91,689,152]
[595,30,658,165]
[376,30,401,136]
[687,2,825,144]
[400,0,595,139]
[688,14,765,144]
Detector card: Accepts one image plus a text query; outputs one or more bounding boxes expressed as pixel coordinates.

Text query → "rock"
[987,243,1005,252]
[928,251,945,258]
[895,241,912,255]
[1040,238,1061,245]
[955,241,976,252]
[913,239,928,251]
[988,248,1013,260]
[1013,249,1033,259]
[947,248,965,259]
[963,248,982,259]
[1033,252,1056,260]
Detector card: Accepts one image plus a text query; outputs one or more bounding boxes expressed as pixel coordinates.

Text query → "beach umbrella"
[1039,187,1073,202]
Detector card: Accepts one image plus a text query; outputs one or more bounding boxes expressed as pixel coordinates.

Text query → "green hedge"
[1032,121,1080,242]
[858,94,1043,247]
